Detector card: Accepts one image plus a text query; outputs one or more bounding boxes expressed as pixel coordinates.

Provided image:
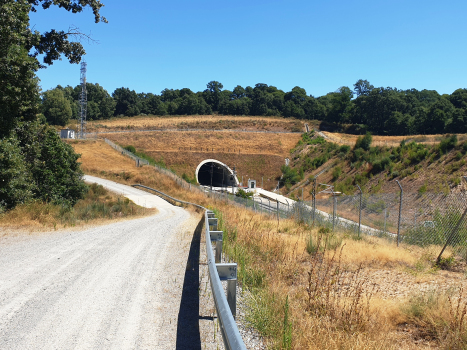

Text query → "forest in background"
[42,79,467,136]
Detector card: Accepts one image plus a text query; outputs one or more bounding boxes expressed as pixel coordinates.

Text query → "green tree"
[0,0,40,138]
[0,0,105,210]
[112,87,141,116]
[15,120,87,206]
[0,136,34,210]
[327,86,353,123]
[204,81,223,111]
[42,88,72,125]
[353,79,374,97]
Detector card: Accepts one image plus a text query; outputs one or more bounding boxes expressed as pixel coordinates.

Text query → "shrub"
[124,145,136,153]
[354,132,372,151]
[438,134,458,154]
[371,156,392,174]
[338,145,350,154]
[332,166,342,181]
[236,188,253,199]
[281,165,301,186]
[418,183,427,194]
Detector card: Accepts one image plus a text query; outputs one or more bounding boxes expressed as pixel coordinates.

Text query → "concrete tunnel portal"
[195,159,239,187]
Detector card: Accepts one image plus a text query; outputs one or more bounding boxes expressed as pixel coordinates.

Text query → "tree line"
[43,79,467,136]
[0,0,106,211]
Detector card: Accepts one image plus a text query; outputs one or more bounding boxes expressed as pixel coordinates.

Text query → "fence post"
[396,180,403,247]
[277,201,279,221]
[332,195,336,232]
[437,176,467,264]
[356,184,362,238]
[384,208,387,236]
[312,178,317,226]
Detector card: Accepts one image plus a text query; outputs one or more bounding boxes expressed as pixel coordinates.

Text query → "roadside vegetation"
[0,183,150,231]
[71,138,467,349]
[281,130,467,196]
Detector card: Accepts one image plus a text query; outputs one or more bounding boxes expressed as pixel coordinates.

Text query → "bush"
[371,156,392,174]
[354,132,372,151]
[124,145,136,153]
[281,165,301,186]
[332,166,342,181]
[0,136,34,210]
[339,145,350,154]
[14,120,87,207]
[438,134,458,154]
[236,188,253,199]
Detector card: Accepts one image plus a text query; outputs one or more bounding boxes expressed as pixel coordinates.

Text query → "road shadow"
[176,215,204,350]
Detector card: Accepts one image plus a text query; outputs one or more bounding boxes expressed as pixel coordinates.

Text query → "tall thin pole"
[356,184,362,238]
[79,61,87,139]
[396,180,403,247]
[312,177,317,226]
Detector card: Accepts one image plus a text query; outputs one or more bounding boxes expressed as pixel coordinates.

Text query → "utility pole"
[79,61,87,139]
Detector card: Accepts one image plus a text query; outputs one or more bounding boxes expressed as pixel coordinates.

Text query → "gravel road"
[0,177,198,349]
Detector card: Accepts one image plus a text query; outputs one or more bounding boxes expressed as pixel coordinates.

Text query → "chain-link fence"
[105,137,467,263]
[304,189,467,263]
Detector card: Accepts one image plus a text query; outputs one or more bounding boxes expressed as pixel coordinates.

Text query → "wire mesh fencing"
[105,136,467,263]
[302,189,467,262]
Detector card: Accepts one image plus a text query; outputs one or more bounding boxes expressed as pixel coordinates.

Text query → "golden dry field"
[69,139,467,349]
[322,131,467,147]
[104,130,302,190]
[81,115,307,133]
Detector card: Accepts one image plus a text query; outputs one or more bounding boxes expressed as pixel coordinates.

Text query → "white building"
[60,129,75,139]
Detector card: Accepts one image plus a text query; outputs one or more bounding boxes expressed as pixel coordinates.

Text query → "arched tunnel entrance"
[195,159,239,187]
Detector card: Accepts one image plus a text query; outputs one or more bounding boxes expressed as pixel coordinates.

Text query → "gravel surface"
[0,177,198,349]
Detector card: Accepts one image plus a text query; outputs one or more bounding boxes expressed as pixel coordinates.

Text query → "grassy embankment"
[80,115,306,133]
[282,132,467,198]
[73,138,467,349]
[0,182,151,232]
[104,129,301,191]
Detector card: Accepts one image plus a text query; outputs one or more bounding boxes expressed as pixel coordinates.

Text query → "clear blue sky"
[31,0,467,97]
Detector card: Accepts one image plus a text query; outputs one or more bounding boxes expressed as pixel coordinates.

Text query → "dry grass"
[322,131,467,147]
[102,130,301,190]
[70,138,467,349]
[0,183,152,232]
[215,207,467,349]
[78,115,306,133]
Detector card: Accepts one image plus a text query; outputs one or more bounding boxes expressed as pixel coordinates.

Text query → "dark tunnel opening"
[197,162,236,187]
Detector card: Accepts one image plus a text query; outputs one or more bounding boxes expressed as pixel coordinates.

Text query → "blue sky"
[30,0,467,97]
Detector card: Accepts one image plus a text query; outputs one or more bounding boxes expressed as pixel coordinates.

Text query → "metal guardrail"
[131,184,246,350]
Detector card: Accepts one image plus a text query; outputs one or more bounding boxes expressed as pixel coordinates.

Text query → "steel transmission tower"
[79,61,87,139]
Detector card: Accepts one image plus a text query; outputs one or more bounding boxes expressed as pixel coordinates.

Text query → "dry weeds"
[79,115,306,133]
[102,130,301,190]
[322,131,467,147]
[70,138,467,349]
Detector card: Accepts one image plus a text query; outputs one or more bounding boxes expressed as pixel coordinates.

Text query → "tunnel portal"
[195,159,239,187]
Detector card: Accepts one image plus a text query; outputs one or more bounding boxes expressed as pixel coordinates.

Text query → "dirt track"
[0,177,198,349]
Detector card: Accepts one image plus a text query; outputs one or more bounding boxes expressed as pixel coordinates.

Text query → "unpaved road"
[0,177,198,349]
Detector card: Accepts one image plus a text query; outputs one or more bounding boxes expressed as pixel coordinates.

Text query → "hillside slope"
[281,131,467,200]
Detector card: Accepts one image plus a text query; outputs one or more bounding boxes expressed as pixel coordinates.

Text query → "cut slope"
[104,130,302,190]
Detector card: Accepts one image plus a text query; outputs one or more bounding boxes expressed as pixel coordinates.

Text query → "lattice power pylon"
[79,61,87,139]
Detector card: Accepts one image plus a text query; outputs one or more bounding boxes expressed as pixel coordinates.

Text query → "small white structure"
[60,129,75,139]
[285,158,290,166]
[248,179,256,189]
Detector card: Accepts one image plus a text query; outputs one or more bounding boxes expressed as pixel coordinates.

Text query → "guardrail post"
[216,263,237,319]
